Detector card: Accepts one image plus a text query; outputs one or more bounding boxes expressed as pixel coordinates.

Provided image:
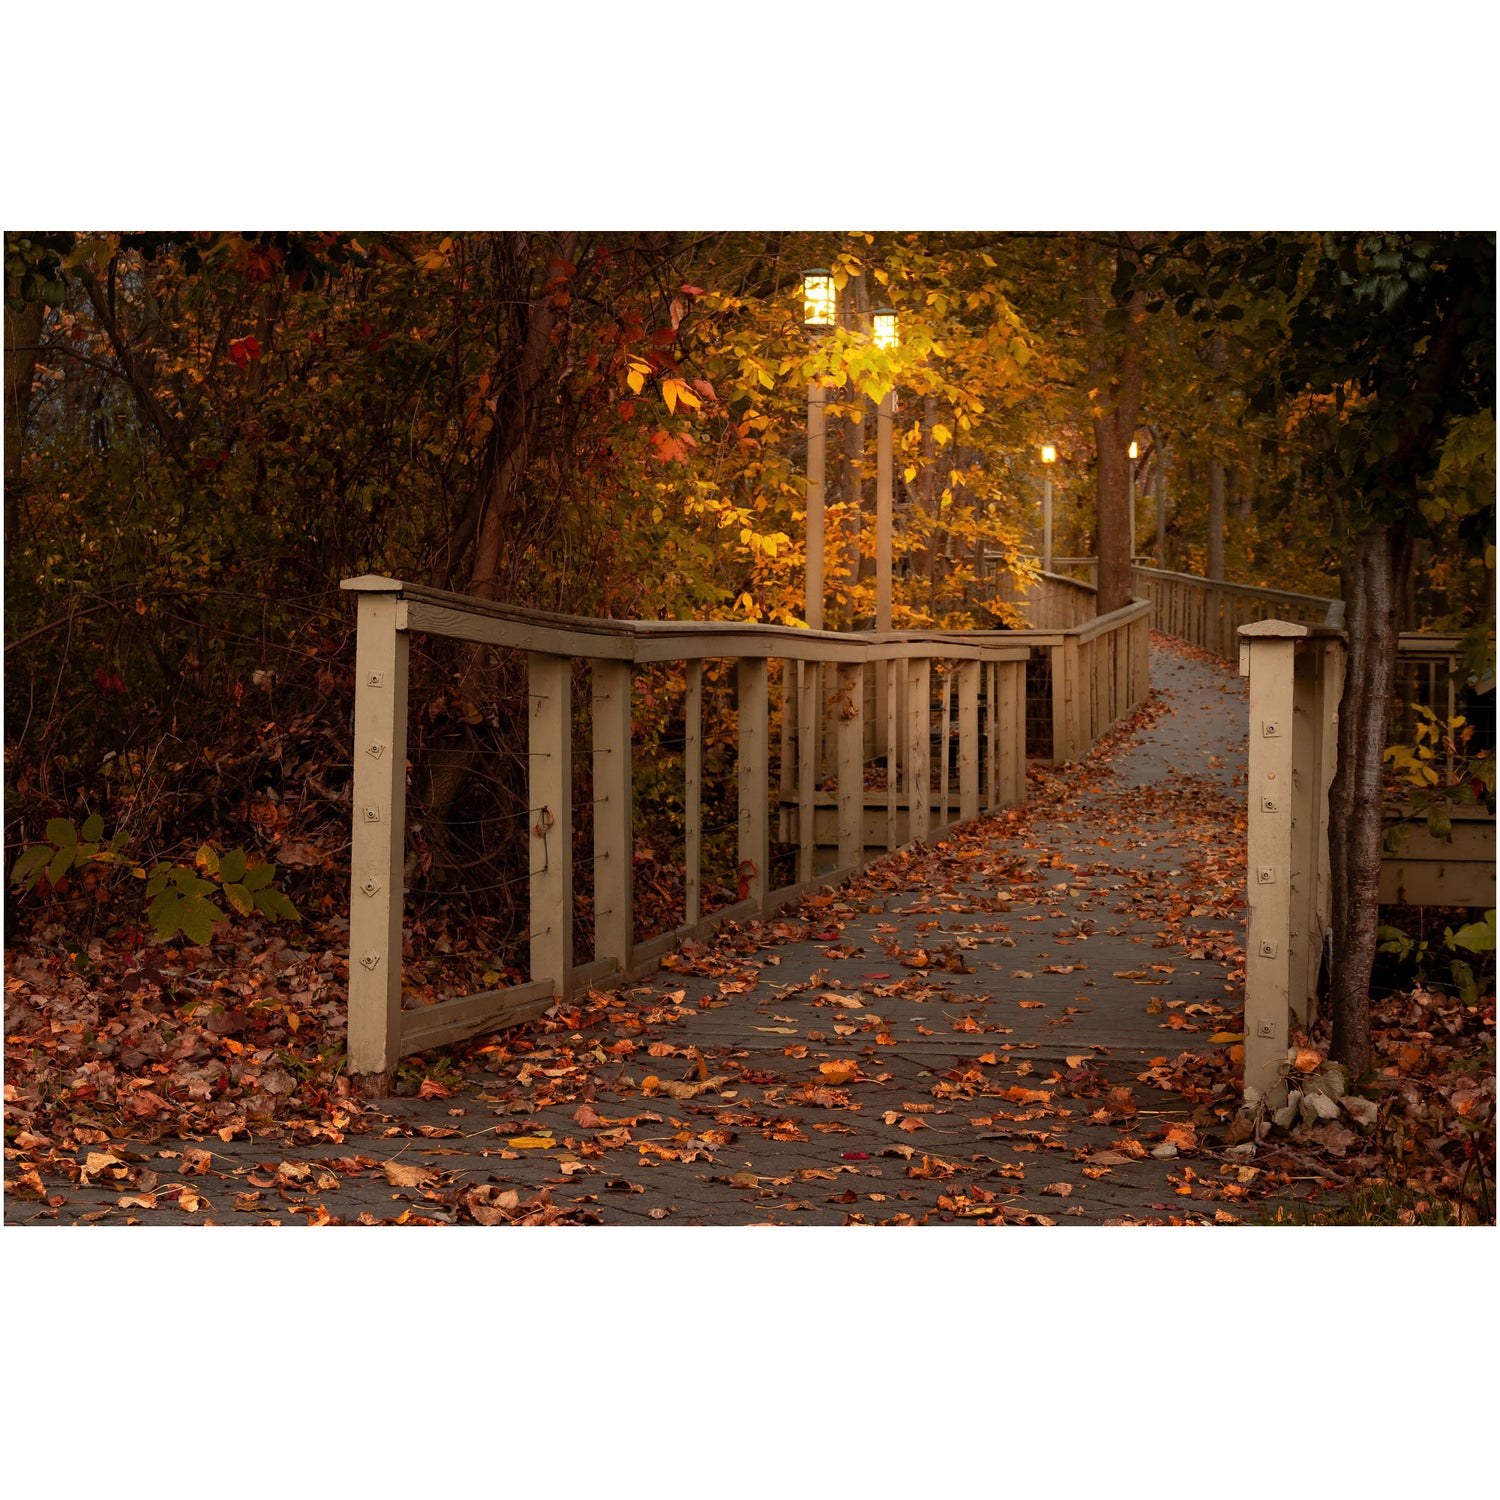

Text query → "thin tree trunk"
[1207,458,1226,579]
[1077,234,1148,615]
[1327,521,1408,1076]
[1206,335,1227,580]
[4,299,45,538]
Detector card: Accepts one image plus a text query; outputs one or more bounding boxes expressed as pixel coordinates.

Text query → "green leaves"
[10,814,298,947]
[9,811,127,895]
[1448,910,1496,955]
[142,846,299,944]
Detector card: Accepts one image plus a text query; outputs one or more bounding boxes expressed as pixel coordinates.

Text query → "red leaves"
[228,335,261,369]
[92,667,127,695]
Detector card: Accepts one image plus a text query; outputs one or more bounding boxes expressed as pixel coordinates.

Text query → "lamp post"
[801,269,836,630]
[1128,439,1139,563]
[872,307,899,632]
[1040,445,1057,573]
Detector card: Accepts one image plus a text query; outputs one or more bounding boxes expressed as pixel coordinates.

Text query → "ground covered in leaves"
[6,637,1493,1226]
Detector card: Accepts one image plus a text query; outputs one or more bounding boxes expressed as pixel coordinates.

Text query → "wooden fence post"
[347,585,410,1087]
[1241,621,1306,1096]
[997,659,1021,806]
[885,658,899,850]
[958,659,980,822]
[837,661,864,869]
[906,657,931,844]
[529,653,572,1000]
[685,660,703,926]
[738,656,770,907]
[797,658,819,882]
[592,658,633,974]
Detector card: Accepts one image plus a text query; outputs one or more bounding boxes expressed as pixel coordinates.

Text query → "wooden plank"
[938,666,953,826]
[778,658,795,843]
[347,591,410,1084]
[592,658,633,971]
[738,656,770,909]
[400,980,554,1054]
[797,658,819,882]
[1243,636,1298,1094]
[685,661,703,926]
[528,653,572,1000]
[1287,641,1320,1026]
[401,597,634,661]
[906,658,931,844]
[958,659,980,822]
[837,662,865,870]
[997,659,1020,806]
[886,658,899,850]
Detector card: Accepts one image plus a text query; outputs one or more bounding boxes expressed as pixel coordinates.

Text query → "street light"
[801,270,833,631]
[802,269,836,329]
[872,309,899,632]
[1040,445,1056,573]
[1128,440,1139,561]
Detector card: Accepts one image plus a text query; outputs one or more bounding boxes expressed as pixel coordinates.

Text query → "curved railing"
[339,574,1150,1084]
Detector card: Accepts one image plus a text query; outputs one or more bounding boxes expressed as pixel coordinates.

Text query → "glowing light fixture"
[802,269,836,329]
[1041,445,1057,464]
[872,307,899,350]
[1128,440,1139,459]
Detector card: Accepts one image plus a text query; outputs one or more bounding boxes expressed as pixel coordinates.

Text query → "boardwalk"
[26,639,1257,1226]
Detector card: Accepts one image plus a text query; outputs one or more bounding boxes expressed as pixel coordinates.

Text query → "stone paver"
[16,641,1266,1227]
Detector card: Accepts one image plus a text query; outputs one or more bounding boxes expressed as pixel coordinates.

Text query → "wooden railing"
[1133,565,1343,658]
[1237,621,1345,1095]
[1236,617,1494,1096]
[339,575,1151,1084]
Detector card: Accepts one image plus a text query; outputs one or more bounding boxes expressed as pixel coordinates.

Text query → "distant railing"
[1132,565,1343,658]
[340,575,1150,1084]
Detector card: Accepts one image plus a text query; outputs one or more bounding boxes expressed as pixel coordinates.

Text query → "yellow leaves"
[660,378,701,413]
[931,423,953,446]
[626,360,650,395]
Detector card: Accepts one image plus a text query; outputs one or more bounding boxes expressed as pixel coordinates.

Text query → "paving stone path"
[18,640,1265,1227]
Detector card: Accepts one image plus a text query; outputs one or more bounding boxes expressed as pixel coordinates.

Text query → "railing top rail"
[1131,564,1340,613]
[342,574,1149,661]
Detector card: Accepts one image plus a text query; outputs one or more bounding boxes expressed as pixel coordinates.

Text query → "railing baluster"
[737,656,769,908]
[684,659,702,927]
[837,661,864,869]
[938,665,952,829]
[593,657,633,974]
[906,657,931,844]
[797,658,818,882]
[959,659,980,822]
[528,652,572,1000]
[885,657,899,851]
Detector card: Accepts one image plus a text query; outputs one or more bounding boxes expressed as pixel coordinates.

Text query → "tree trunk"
[1205,335,1228,580]
[1077,235,1148,615]
[1327,521,1408,1076]
[1207,458,1226,579]
[4,298,45,537]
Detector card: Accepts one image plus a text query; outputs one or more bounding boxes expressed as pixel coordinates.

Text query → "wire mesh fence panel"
[1025,648,1054,760]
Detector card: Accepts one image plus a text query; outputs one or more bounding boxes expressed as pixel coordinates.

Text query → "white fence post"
[346,582,410,1086]
[836,661,864,869]
[958,659,981,822]
[737,656,770,907]
[905,657,931,844]
[592,658,633,975]
[1240,620,1306,1095]
[528,652,572,1000]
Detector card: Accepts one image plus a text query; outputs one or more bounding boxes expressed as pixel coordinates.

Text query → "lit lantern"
[1040,445,1057,464]
[802,269,836,329]
[872,307,899,350]
[1128,440,1139,459]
